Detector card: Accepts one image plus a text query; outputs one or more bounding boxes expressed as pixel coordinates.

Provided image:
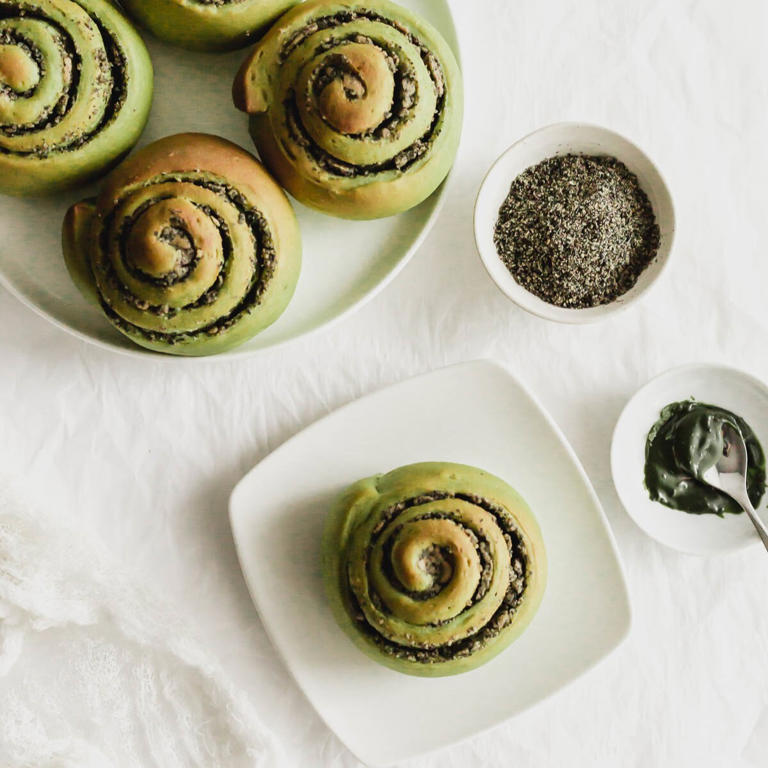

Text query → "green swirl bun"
[119,0,299,51]
[323,462,547,677]
[233,0,463,219]
[0,0,153,196]
[62,133,302,357]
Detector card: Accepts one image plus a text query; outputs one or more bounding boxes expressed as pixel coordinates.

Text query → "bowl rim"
[473,121,677,325]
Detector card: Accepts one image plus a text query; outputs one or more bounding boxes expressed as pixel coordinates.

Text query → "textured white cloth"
[2,0,768,766]
[0,477,280,768]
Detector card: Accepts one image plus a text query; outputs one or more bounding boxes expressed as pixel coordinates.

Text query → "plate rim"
[610,361,768,556]
[0,0,462,365]
[0,176,452,365]
[229,358,633,765]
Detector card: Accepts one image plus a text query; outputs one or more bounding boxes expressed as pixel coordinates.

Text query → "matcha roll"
[233,0,463,219]
[0,0,153,196]
[323,462,547,677]
[119,0,299,52]
[62,133,302,356]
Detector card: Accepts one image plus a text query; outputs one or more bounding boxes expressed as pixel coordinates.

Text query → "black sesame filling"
[0,22,79,138]
[281,8,444,80]
[0,30,44,99]
[279,10,447,178]
[97,177,277,346]
[379,513,494,611]
[116,197,205,290]
[0,2,128,157]
[346,493,529,664]
[307,35,418,143]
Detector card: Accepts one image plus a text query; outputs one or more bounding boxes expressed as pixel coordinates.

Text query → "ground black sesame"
[493,154,660,309]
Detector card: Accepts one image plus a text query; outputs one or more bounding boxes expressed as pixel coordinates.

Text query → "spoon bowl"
[699,423,768,552]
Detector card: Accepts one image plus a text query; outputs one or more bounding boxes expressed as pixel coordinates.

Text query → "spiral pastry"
[119,0,299,52]
[323,462,547,677]
[233,0,463,219]
[62,133,302,356]
[0,0,153,196]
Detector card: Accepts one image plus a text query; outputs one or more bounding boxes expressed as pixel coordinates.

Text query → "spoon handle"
[707,469,768,552]
[729,486,768,552]
[742,502,768,552]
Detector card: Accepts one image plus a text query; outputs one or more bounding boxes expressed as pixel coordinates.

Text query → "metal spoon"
[700,422,768,551]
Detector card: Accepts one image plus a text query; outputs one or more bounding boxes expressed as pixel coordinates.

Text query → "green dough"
[233,0,464,220]
[62,133,302,357]
[0,0,153,196]
[119,0,299,52]
[645,400,766,516]
[323,462,547,677]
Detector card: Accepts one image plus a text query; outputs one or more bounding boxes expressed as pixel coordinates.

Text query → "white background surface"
[2,0,768,765]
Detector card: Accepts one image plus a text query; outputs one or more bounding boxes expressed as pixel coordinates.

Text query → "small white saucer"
[611,363,768,555]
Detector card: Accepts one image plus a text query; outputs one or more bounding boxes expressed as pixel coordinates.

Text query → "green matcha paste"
[644,400,766,516]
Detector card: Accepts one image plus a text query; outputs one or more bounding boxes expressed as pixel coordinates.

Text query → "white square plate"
[230,360,631,766]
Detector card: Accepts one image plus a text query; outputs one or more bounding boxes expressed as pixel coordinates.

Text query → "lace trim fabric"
[0,476,280,768]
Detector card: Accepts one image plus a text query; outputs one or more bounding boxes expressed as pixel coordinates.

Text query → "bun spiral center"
[346,492,528,662]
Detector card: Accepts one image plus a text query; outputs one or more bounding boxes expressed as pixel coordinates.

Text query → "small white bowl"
[611,363,768,556]
[473,122,676,323]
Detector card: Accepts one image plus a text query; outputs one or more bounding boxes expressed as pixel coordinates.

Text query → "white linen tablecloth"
[2,0,768,765]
